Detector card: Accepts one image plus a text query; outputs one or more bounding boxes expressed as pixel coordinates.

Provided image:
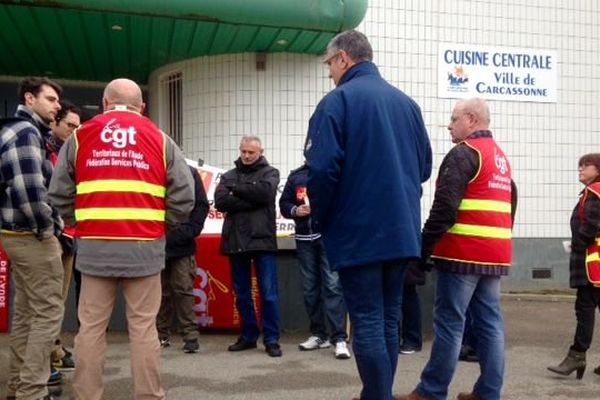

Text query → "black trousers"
[571,285,600,352]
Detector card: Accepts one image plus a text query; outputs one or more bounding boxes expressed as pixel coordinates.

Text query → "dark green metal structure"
[0,0,368,83]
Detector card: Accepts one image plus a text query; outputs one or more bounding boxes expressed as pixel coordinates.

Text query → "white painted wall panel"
[148,0,600,239]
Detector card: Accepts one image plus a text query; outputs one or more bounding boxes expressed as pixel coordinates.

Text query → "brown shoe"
[457,393,480,400]
[395,391,429,400]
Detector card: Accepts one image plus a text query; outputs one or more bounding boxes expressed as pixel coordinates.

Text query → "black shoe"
[459,345,479,363]
[265,343,282,357]
[228,337,257,352]
[47,385,63,397]
[62,346,73,359]
[53,353,75,371]
[183,339,200,353]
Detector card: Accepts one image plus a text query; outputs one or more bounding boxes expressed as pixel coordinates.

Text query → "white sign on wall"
[438,44,557,103]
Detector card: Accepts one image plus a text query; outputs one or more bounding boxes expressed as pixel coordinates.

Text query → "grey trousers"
[156,255,199,341]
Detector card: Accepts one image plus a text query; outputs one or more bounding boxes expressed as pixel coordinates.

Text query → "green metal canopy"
[0,0,368,83]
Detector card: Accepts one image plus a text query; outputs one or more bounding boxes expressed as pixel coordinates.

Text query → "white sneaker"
[334,341,351,359]
[298,335,331,351]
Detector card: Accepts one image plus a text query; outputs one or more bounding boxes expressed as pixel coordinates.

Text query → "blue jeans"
[463,306,478,350]
[416,270,504,400]
[400,284,422,350]
[229,252,280,345]
[296,239,347,343]
[338,260,407,400]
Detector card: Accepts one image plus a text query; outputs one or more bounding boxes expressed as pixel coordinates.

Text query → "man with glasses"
[398,98,516,400]
[50,102,81,142]
[304,30,432,400]
[47,100,82,377]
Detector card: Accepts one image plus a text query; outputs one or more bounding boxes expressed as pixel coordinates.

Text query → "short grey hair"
[327,30,373,63]
[240,135,262,149]
[459,98,491,126]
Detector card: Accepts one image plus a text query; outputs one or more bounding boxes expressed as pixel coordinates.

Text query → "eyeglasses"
[450,112,471,123]
[62,121,79,130]
[579,163,595,170]
[323,51,342,66]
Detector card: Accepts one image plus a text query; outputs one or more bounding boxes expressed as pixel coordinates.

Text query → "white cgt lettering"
[100,120,138,149]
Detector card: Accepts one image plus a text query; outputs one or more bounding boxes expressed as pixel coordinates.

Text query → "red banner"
[0,244,10,332]
[193,234,260,329]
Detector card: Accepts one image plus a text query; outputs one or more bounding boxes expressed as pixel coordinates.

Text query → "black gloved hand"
[419,256,434,272]
[58,234,75,255]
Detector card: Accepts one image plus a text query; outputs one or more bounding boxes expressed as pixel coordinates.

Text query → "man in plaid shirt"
[1,77,65,400]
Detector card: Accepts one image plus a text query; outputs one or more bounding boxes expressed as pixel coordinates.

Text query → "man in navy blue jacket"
[304,30,432,400]
[279,163,350,359]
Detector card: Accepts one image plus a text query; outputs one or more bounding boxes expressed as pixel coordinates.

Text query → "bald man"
[49,78,194,400]
[398,98,516,400]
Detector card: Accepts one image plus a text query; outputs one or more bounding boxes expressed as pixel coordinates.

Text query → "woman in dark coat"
[548,153,600,379]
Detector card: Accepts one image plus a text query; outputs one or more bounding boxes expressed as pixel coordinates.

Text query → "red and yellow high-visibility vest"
[73,109,167,240]
[580,182,600,286]
[432,137,512,265]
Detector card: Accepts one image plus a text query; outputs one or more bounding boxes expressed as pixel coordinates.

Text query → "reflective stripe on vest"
[447,222,511,239]
[585,247,600,287]
[458,199,511,213]
[73,110,167,240]
[77,179,166,198]
[75,207,165,221]
[432,137,512,265]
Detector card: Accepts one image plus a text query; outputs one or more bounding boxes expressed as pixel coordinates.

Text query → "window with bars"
[159,71,183,147]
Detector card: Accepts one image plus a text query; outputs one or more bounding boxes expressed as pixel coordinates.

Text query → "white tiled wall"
[149,53,331,173]
[148,0,600,239]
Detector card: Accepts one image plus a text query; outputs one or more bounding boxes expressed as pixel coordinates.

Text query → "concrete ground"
[1,294,600,399]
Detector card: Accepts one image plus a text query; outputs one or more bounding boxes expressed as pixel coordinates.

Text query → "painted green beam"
[3,0,368,32]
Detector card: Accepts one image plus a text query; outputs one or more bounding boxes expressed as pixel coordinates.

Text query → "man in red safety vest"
[49,78,194,400]
[399,98,517,400]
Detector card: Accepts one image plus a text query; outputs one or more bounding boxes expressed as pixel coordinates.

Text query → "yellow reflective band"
[587,252,600,263]
[595,238,600,246]
[77,180,166,198]
[447,223,511,239]
[75,208,165,221]
[458,199,511,213]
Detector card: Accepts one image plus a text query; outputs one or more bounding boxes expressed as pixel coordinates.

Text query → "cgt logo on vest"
[494,148,508,175]
[101,119,137,149]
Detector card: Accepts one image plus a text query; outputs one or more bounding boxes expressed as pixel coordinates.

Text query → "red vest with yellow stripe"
[580,182,600,286]
[432,137,512,265]
[73,109,167,240]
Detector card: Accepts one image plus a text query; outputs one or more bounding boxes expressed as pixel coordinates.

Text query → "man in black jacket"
[214,135,282,357]
[156,165,209,353]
